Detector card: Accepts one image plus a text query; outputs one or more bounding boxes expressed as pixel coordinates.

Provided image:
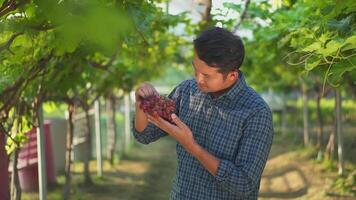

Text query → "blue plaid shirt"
[133,73,274,200]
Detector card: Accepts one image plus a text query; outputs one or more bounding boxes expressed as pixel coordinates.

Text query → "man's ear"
[229,70,238,81]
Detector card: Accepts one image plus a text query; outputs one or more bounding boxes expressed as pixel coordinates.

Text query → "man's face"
[192,54,238,93]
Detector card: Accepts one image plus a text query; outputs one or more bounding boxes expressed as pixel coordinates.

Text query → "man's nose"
[195,73,204,84]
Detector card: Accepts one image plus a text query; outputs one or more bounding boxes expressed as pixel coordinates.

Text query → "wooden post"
[281,107,287,136]
[335,90,344,175]
[94,100,103,177]
[124,93,131,153]
[37,104,47,200]
[302,81,309,146]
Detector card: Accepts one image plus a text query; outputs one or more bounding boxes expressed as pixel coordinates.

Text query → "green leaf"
[223,2,242,12]
[240,21,256,29]
[341,35,356,51]
[248,2,270,19]
[317,40,342,56]
[328,60,356,87]
[318,32,333,44]
[6,142,16,155]
[302,42,322,52]
[321,5,334,15]
[305,56,321,70]
[19,118,33,136]
[327,14,353,34]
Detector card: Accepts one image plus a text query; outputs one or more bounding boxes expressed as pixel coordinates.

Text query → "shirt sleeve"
[132,82,183,144]
[214,107,274,196]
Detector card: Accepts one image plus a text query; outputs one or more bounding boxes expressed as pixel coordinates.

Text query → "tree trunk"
[335,89,344,175]
[324,129,335,161]
[83,109,92,185]
[0,131,10,200]
[197,0,212,30]
[106,94,117,165]
[10,149,21,200]
[233,0,251,32]
[324,90,336,161]
[316,93,324,160]
[302,81,309,146]
[62,103,75,200]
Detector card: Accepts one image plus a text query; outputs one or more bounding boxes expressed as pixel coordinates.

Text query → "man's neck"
[210,79,238,99]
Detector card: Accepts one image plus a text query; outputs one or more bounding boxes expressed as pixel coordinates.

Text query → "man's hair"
[193,27,245,73]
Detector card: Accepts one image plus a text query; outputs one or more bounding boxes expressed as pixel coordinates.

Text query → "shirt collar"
[193,71,246,102]
[210,71,246,102]
[225,71,246,100]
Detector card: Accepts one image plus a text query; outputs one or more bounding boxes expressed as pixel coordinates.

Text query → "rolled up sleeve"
[132,122,167,144]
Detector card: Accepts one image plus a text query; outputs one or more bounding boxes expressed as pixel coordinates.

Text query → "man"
[133,27,274,200]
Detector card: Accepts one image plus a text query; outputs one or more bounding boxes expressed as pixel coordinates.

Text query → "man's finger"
[147,118,159,127]
[147,115,159,124]
[156,116,182,137]
[156,116,171,130]
[148,115,172,134]
[148,116,170,133]
[171,114,188,131]
[139,88,146,98]
[148,87,155,96]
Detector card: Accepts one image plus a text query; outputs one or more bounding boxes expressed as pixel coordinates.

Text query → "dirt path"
[73,137,178,200]
[259,139,355,200]
[23,135,354,200]
[73,136,354,200]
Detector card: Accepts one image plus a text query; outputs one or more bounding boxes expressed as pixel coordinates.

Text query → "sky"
[157,0,253,39]
[166,0,239,23]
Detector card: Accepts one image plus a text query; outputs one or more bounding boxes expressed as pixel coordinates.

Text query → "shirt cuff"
[215,159,234,183]
[132,120,156,144]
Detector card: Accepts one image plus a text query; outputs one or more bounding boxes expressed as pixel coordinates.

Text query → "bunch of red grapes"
[139,95,176,123]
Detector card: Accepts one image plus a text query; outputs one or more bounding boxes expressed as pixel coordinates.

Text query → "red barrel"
[0,132,10,200]
[17,121,56,192]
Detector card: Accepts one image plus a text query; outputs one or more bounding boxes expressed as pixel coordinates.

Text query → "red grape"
[139,95,176,123]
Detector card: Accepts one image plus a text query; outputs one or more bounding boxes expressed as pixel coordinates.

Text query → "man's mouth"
[198,84,206,88]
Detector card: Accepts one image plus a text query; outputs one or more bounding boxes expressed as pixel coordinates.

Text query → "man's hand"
[147,113,199,154]
[148,113,220,176]
[135,82,159,106]
[134,82,159,132]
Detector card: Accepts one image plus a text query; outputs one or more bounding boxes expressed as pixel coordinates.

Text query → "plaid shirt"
[133,73,274,200]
